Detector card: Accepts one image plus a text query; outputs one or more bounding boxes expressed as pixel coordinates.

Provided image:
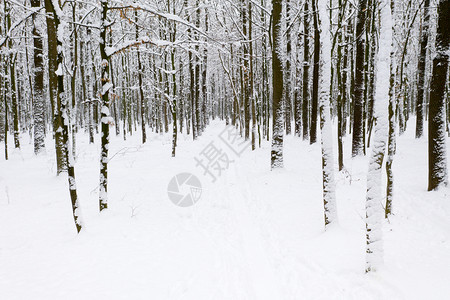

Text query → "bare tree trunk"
[318,0,338,227]
[99,1,112,211]
[337,0,346,171]
[366,0,390,273]
[302,0,310,141]
[285,0,292,135]
[49,0,82,233]
[294,9,302,137]
[271,0,284,169]
[202,10,209,130]
[428,0,449,191]
[194,0,202,135]
[31,0,45,154]
[352,0,368,156]
[187,0,197,140]
[3,71,8,160]
[5,3,19,150]
[179,57,184,134]
[249,0,256,150]
[385,0,397,218]
[310,0,320,144]
[9,66,18,148]
[242,0,250,141]
[45,0,66,173]
[416,0,430,138]
[170,0,178,157]
[135,10,146,144]
[70,2,78,159]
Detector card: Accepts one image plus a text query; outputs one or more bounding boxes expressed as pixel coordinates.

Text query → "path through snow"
[0,120,449,299]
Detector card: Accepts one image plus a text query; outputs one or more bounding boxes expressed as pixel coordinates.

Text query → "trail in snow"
[0,120,449,300]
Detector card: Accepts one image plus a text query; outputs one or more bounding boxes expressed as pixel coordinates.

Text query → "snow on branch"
[0,7,43,48]
[109,3,212,42]
[105,37,171,57]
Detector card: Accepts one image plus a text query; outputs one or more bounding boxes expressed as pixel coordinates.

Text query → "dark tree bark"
[135,10,146,144]
[302,0,310,141]
[310,0,320,144]
[202,11,209,131]
[352,0,368,156]
[194,0,201,135]
[31,0,45,154]
[99,0,111,211]
[294,10,302,137]
[416,0,430,139]
[337,0,347,171]
[45,0,66,173]
[49,0,82,233]
[5,3,19,150]
[285,0,292,135]
[170,2,178,157]
[178,56,184,134]
[242,0,250,141]
[70,2,78,159]
[249,1,256,150]
[3,74,8,160]
[385,0,397,218]
[0,60,4,145]
[366,1,377,149]
[271,0,284,169]
[85,27,95,144]
[428,0,449,191]
[186,0,197,140]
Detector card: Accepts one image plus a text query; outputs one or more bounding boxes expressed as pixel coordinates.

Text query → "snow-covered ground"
[1,120,449,299]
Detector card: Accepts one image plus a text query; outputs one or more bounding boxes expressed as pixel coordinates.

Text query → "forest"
[0,0,449,299]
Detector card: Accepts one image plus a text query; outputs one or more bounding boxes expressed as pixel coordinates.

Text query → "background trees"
[0,0,448,268]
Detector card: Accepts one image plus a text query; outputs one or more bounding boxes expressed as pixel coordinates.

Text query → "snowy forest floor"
[1,120,449,300]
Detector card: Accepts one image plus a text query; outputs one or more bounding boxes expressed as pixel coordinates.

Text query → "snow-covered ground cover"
[0,120,449,299]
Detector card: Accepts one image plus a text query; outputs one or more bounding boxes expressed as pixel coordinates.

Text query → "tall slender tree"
[31,0,45,154]
[302,0,310,141]
[416,0,431,139]
[318,0,337,227]
[285,0,292,135]
[385,0,397,218]
[352,0,368,156]
[428,0,449,191]
[136,9,146,144]
[99,0,112,211]
[271,0,284,169]
[49,0,82,233]
[366,0,390,273]
[6,2,19,149]
[45,0,66,173]
[310,0,320,144]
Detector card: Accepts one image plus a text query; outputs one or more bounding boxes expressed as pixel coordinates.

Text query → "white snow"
[101,106,110,116]
[101,82,113,96]
[55,63,63,76]
[0,120,449,299]
[101,116,114,125]
[105,38,171,57]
